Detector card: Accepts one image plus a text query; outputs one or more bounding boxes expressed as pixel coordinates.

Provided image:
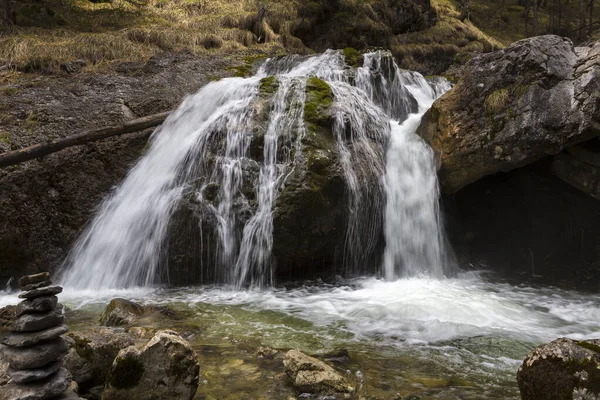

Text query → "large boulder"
[517,338,600,400]
[102,330,199,400]
[418,35,600,193]
[283,349,355,395]
[64,328,134,389]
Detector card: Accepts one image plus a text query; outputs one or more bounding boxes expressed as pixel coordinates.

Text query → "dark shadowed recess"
[444,157,600,292]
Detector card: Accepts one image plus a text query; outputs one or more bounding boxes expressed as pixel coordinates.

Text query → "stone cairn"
[1,273,72,400]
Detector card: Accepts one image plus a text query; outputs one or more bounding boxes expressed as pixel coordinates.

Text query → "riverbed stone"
[19,285,63,299]
[0,305,17,327]
[102,330,199,400]
[283,350,355,395]
[19,273,50,287]
[16,296,59,317]
[7,360,63,383]
[99,298,145,327]
[2,324,69,348]
[2,338,69,370]
[64,327,134,388]
[0,367,70,400]
[517,337,600,400]
[10,307,65,332]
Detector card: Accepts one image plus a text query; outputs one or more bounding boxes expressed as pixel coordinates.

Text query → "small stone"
[21,280,52,292]
[7,360,63,383]
[16,296,59,317]
[99,298,144,327]
[0,367,70,400]
[2,338,69,370]
[19,273,50,287]
[0,305,17,327]
[19,285,63,299]
[2,324,69,347]
[10,307,64,332]
[283,350,355,395]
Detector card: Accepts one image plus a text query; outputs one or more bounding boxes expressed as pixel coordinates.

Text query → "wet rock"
[7,360,63,383]
[0,368,70,400]
[19,273,50,287]
[99,299,144,327]
[0,305,17,327]
[64,328,134,388]
[283,350,355,395]
[2,338,69,370]
[10,307,65,332]
[21,280,53,292]
[418,35,600,193]
[16,295,59,316]
[19,285,63,299]
[517,337,600,400]
[2,324,69,347]
[0,351,9,386]
[103,330,200,400]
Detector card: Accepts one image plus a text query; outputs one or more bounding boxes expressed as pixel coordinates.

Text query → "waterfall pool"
[3,273,597,399]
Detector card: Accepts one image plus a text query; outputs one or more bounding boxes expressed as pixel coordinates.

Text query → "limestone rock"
[0,367,70,400]
[102,330,200,400]
[19,286,63,300]
[2,324,69,348]
[64,328,134,388]
[418,35,600,193]
[16,296,59,317]
[10,308,65,333]
[99,299,144,327]
[2,338,69,370]
[517,338,600,400]
[283,350,355,395]
[19,273,50,287]
[8,360,63,384]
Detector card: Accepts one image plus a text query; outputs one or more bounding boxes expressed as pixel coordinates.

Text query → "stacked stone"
[0,273,71,400]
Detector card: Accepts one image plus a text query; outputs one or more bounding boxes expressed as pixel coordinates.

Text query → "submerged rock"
[517,338,600,400]
[102,330,199,400]
[418,35,600,193]
[283,350,355,395]
[99,298,145,327]
[64,328,134,388]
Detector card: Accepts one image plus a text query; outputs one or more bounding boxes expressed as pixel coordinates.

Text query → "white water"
[58,49,450,289]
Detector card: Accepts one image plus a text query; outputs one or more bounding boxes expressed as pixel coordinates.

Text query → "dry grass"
[0,0,299,73]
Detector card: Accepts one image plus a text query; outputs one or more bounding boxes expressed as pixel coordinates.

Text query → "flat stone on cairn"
[0,273,75,400]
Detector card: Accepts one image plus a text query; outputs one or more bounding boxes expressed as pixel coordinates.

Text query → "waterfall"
[59,50,451,290]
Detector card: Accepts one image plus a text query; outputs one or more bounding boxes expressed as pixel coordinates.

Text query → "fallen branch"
[0,111,171,168]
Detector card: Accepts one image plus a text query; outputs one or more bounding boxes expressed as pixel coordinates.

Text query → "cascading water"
[59,49,451,290]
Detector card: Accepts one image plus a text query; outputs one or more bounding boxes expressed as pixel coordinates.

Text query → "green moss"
[228,54,268,78]
[513,84,530,98]
[304,77,333,128]
[259,76,279,97]
[69,334,93,360]
[342,47,363,68]
[577,341,600,354]
[484,88,509,115]
[108,353,144,389]
[0,131,10,145]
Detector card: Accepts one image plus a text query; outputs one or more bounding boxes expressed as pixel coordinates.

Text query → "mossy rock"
[259,76,279,97]
[304,77,333,128]
[342,47,363,68]
[106,349,145,390]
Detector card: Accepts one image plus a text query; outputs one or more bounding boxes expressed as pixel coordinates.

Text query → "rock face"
[418,35,600,193]
[99,298,145,327]
[0,273,75,400]
[64,328,134,389]
[283,350,355,395]
[102,330,199,400]
[517,338,600,400]
[553,140,600,200]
